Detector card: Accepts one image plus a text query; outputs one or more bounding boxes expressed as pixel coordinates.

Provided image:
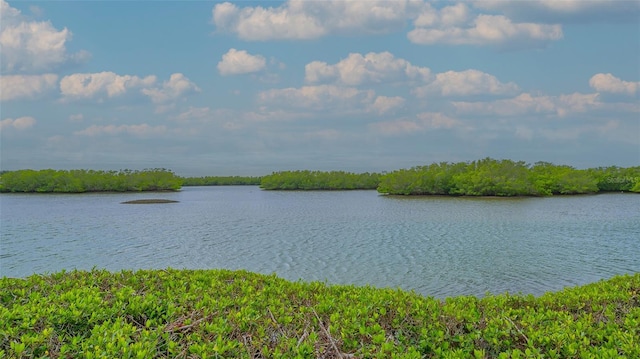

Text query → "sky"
[1,0,639,176]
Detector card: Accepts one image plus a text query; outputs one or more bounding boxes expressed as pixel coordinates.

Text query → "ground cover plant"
[1,270,638,358]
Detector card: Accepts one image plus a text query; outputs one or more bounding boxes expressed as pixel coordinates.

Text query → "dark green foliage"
[181,176,262,186]
[378,158,637,196]
[260,170,380,190]
[0,169,182,193]
[587,166,640,192]
[1,270,638,358]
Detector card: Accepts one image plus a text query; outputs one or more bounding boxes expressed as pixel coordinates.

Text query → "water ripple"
[1,189,639,298]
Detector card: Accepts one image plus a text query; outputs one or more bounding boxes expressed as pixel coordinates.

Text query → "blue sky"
[1,0,638,176]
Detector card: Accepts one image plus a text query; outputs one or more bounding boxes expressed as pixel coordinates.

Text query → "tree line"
[0,169,182,193]
[377,158,640,196]
[259,159,639,196]
[1,159,637,195]
[260,170,380,190]
[181,176,261,186]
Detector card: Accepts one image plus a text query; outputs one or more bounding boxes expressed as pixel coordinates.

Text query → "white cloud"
[0,74,58,101]
[453,92,601,117]
[474,0,640,23]
[409,10,562,47]
[0,0,89,73]
[589,73,639,96]
[414,3,470,27]
[371,96,405,114]
[141,73,200,103]
[258,85,375,111]
[59,72,199,104]
[218,48,267,75]
[211,0,564,49]
[74,124,168,137]
[60,72,156,101]
[0,116,36,130]
[212,0,421,41]
[414,69,519,97]
[305,52,431,85]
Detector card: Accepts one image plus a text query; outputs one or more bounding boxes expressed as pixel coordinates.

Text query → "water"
[1,187,638,298]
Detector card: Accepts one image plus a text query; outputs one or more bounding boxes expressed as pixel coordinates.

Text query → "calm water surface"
[1,187,638,298]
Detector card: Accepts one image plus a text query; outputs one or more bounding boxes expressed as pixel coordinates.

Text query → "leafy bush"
[1,270,638,358]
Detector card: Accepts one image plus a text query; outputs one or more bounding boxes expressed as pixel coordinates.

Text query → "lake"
[1,187,638,298]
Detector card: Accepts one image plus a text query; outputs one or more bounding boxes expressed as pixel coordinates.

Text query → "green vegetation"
[260,170,380,190]
[1,159,638,195]
[1,270,638,358]
[378,158,640,196]
[181,176,261,186]
[0,169,182,193]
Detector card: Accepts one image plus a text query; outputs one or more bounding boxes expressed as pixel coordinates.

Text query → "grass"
[1,269,638,358]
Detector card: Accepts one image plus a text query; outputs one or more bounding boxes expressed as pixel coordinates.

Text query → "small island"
[0,168,182,193]
[121,199,179,204]
[260,158,640,196]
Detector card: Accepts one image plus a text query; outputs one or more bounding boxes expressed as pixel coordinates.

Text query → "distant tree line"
[2,160,638,195]
[181,176,262,186]
[377,158,640,196]
[0,169,182,193]
[260,170,380,190]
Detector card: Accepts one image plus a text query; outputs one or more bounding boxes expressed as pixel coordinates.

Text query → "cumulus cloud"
[408,3,563,48]
[589,73,639,96]
[60,72,156,101]
[258,85,375,111]
[211,1,566,49]
[0,74,58,101]
[371,96,405,114]
[408,11,563,47]
[0,0,89,73]
[59,72,199,105]
[305,52,431,85]
[74,124,168,137]
[414,69,519,97]
[141,73,200,103]
[212,0,421,40]
[217,48,267,75]
[0,116,36,130]
[474,0,640,23]
[453,92,601,117]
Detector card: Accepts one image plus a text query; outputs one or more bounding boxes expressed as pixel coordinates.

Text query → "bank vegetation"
[1,270,638,358]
